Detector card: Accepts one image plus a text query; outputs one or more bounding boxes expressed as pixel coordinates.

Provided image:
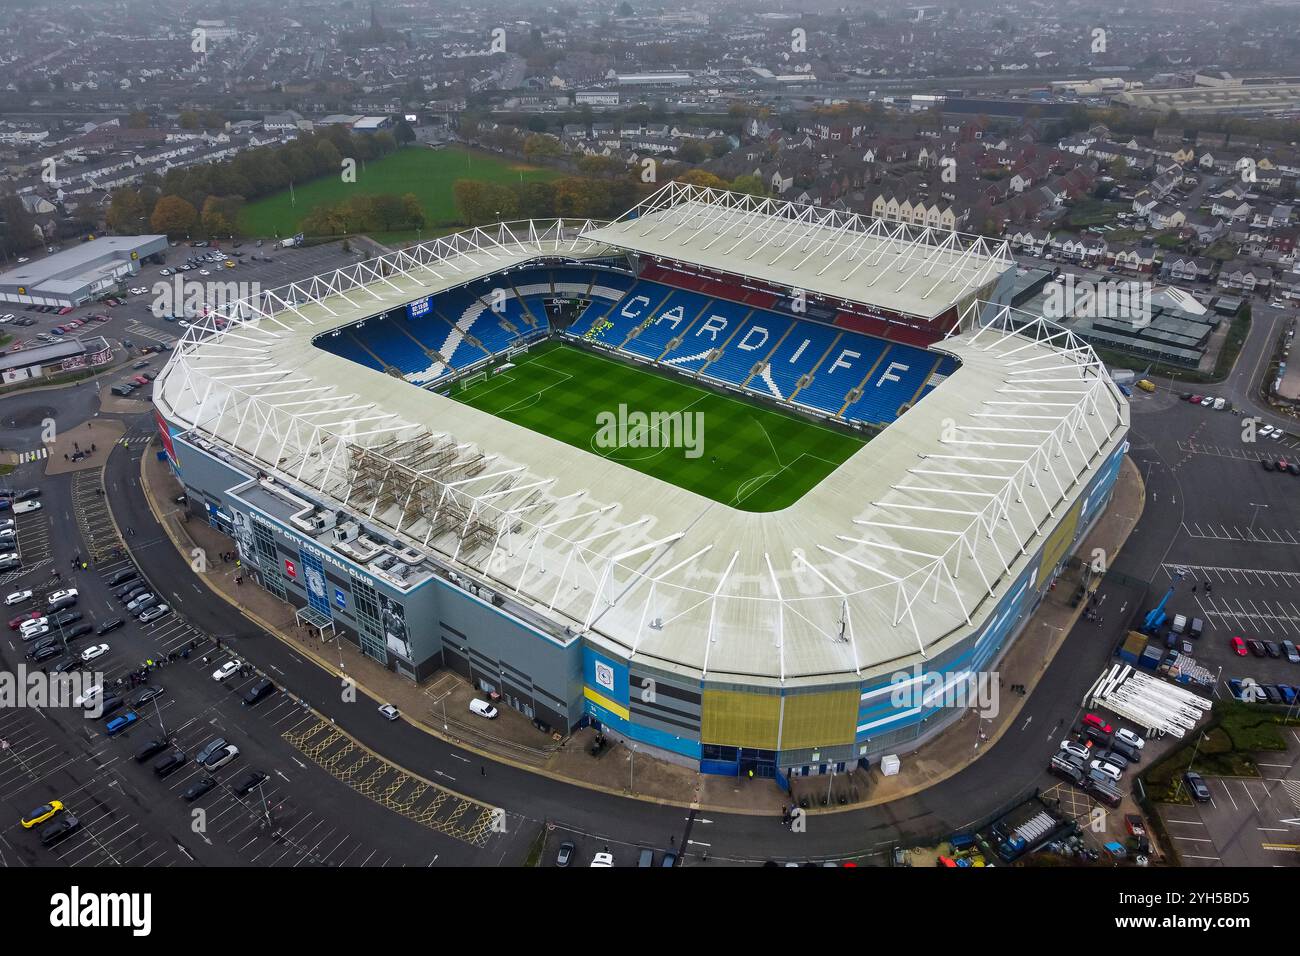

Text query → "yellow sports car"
[21,800,63,829]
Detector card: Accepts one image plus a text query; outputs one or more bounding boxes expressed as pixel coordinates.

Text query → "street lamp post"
[1249,502,1270,539]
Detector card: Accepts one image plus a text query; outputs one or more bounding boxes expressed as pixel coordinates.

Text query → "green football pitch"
[450,342,868,512]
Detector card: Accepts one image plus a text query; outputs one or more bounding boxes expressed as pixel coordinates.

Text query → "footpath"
[139,446,1145,815]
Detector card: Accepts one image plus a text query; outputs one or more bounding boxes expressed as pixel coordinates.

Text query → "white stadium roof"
[155,208,1127,688]
[581,182,1015,321]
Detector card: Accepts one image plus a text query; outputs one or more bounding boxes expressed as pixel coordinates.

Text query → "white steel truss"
[595,180,1015,314]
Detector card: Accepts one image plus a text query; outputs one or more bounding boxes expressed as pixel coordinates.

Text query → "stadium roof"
[581,182,1014,321]
[155,218,1127,688]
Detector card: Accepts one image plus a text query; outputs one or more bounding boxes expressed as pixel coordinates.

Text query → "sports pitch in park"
[238,146,559,237]
[451,342,868,512]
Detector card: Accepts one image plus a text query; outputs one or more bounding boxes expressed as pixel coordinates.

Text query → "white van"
[13,500,41,514]
[1213,397,1226,410]
[468,698,499,719]
[1171,613,1187,635]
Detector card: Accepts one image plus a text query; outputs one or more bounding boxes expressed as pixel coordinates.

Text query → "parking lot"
[1,240,363,358]
[1159,734,1300,866]
[0,503,52,591]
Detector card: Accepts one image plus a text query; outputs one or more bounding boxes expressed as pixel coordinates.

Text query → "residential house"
[1161,254,1215,282]
[1108,241,1158,274]
[1217,259,1273,292]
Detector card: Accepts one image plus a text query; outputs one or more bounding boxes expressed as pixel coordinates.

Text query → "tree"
[675,169,728,189]
[577,155,623,178]
[401,193,425,229]
[0,191,40,257]
[452,179,516,224]
[729,174,769,197]
[523,133,564,164]
[106,189,154,234]
[676,140,707,164]
[126,111,151,129]
[150,195,198,237]
[179,111,201,130]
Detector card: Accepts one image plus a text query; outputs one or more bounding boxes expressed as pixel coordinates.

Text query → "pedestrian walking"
[480,765,486,777]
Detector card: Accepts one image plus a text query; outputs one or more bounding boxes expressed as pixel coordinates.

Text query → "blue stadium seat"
[622,287,713,360]
[657,296,750,373]
[794,333,889,415]
[841,343,943,425]
[573,279,673,346]
[700,312,794,386]
[749,318,840,401]
[316,331,385,373]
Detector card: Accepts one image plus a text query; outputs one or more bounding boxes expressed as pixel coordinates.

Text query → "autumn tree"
[150,195,198,237]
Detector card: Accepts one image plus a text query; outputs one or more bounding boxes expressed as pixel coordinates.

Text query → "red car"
[8,609,41,630]
[1189,394,1203,403]
[1082,713,1113,735]
[1231,636,1248,656]
[57,306,73,315]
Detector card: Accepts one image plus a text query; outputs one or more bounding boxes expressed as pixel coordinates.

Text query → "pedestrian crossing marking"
[15,448,48,463]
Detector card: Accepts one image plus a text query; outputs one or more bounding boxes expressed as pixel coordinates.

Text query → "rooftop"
[581,182,1013,322]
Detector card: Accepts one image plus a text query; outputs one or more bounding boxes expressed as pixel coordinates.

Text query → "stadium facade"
[154,184,1129,780]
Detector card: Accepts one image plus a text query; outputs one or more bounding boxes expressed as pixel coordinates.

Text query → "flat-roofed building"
[0,236,167,309]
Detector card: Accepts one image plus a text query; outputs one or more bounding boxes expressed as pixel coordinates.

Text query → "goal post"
[457,370,488,391]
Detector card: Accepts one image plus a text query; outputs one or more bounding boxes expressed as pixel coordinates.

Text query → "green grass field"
[238,146,559,239]
[451,342,868,512]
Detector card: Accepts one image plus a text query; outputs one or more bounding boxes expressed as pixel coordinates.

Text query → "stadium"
[153,182,1130,781]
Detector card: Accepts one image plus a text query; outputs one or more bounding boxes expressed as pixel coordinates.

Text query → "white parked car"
[212,659,243,682]
[80,643,110,662]
[1115,728,1145,750]
[1199,396,1214,407]
[13,501,41,514]
[1059,740,1090,761]
[1090,759,1123,783]
[201,744,240,769]
[4,590,32,606]
[590,852,614,867]
[378,704,401,720]
[19,616,49,635]
[46,589,78,607]
[1259,424,1275,437]
[198,269,210,276]
[74,684,103,707]
[469,698,499,719]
